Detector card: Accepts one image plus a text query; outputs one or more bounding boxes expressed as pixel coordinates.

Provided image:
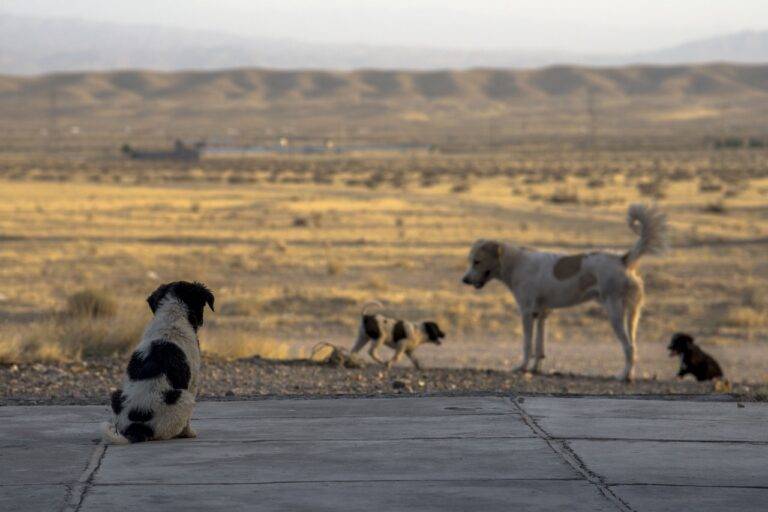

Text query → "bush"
[702,201,727,215]
[1,307,146,362]
[66,289,117,319]
[548,189,579,204]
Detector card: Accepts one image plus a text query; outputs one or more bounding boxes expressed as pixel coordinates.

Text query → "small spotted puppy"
[668,332,723,381]
[351,302,445,369]
[102,281,214,444]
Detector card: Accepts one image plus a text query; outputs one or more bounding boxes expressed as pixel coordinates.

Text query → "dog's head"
[462,239,503,289]
[147,281,215,330]
[668,332,694,357]
[422,321,445,345]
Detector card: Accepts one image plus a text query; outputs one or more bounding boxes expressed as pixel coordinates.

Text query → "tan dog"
[462,204,667,381]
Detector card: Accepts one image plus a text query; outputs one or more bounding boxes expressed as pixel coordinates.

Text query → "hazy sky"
[4,0,768,54]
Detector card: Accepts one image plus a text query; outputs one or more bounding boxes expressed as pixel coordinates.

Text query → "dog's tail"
[101,422,130,445]
[622,204,667,268]
[361,300,384,316]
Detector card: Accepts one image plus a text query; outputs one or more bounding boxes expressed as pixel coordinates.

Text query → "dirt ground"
[1,353,763,407]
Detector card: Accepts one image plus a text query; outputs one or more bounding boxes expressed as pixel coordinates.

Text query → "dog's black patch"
[423,321,445,344]
[668,332,723,381]
[110,389,124,415]
[127,341,191,390]
[128,408,154,423]
[164,389,182,405]
[363,314,381,339]
[392,321,407,344]
[147,281,215,330]
[122,422,154,443]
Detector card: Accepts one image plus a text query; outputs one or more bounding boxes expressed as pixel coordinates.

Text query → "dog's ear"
[480,240,503,261]
[424,321,445,344]
[146,284,170,314]
[673,332,694,346]
[194,282,215,312]
[172,281,215,330]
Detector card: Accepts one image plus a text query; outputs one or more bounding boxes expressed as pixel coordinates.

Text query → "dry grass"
[0,150,766,381]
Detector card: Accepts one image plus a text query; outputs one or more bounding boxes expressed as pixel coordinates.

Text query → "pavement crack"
[61,442,107,512]
[511,396,637,512]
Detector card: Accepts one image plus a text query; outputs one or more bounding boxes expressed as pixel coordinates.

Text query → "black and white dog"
[102,281,214,444]
[668,332,723,381]
[351,302,445,369]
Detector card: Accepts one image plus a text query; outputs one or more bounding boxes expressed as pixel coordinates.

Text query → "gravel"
[1,356,763,406]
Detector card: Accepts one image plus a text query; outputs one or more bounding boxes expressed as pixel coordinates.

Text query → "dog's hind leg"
[531,312,548,374]
[605,298,634,381]
[625,280,643,352]
[625,300,642,351]
[512,312,534,372]
[368,338,387,365]
[351,325,369,354]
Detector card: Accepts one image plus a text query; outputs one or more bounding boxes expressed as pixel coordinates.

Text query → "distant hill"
[633,30,768,65]
[0,14,578,75]
[3,13,768,75]
[2,65,767,104]
[2,64,766,151]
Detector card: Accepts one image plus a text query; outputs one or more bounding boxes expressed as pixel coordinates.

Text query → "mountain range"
[1,14,768,75]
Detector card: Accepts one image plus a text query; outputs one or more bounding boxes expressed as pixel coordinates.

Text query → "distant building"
[121,140,205,161]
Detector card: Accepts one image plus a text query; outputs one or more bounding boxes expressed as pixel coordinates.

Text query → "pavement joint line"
[549,437,768,445]
[193,412,521,421]
[61,442,107,512]
[609,483,768,490]
[0,435,539,450]
[113,435,539,444]
[511,396,637,512]
[88,477,586,487]
[103,437,540,448]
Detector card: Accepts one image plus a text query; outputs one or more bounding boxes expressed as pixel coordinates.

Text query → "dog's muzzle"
[462,271,489,289]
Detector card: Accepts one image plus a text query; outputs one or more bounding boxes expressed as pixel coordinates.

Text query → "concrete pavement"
[1,395,766,511]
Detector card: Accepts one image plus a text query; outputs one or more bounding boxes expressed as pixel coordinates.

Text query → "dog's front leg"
[386,344,407,369]
[512,312,534,372]
[405,349,422,370]
[531,313,547,374]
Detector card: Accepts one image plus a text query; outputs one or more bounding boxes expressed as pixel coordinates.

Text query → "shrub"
[702,201,727,215]
[66,289,117,319]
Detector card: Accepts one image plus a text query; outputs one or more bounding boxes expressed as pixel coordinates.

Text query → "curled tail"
[101,422,130,445]
[622,204,667,268]
[101,421,155,444]
[361,300,384,316]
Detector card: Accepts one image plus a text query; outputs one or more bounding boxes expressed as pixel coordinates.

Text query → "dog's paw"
[614,372,633,382]
[511,363,529,373]
[177,426,198,439]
